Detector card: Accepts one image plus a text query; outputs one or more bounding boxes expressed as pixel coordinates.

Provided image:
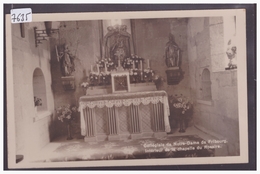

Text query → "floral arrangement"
[34,96,42,106]
[106,58,115,71]
[169,94,193,119]
[90,55,158,85]
[122,55,144,69]
[96,58,115,71]
[88,71,112,86]
[56,104,78,124]
[81,81,90,95]
[99,72,111,85]
[122,57,134,69]
[129,68,142,83]
[131,54,144,69]
[143,68,154,82]
[81,81,90,89]
[89,72,100,86]
[96,58,106,68]
[131,54,144,62]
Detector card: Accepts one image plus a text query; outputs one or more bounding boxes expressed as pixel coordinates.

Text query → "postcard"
[5,7,249,169]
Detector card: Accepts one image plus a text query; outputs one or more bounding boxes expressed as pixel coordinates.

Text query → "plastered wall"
[187,17,239,156]
[49,20,101,138]
[134,18,191,97]
[12,22,55,158]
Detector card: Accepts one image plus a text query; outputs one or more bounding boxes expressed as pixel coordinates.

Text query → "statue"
[165,33,181,68]
[112,33,129,64]
[102,25,133,67]
[164,34,184,85]
[102,26,116,59]
[226,37,237,70]
[60,44,75,76]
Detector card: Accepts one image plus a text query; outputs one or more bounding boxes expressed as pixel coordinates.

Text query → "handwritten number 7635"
[11,12,31,23]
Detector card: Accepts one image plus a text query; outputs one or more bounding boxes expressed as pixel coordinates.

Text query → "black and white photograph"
[5,7,250,169]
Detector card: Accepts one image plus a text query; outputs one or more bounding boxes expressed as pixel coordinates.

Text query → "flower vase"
[179,113,187,133]
[130,75,133,83]
[66,123,73,140]
[145,76,149,84]
[34,106,37,114]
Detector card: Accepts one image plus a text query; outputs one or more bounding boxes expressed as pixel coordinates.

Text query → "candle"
[147,59,150,69]
[97,64,100,74]
[55,45,59,61]
[105,62,107,73]
[140,60,143,81]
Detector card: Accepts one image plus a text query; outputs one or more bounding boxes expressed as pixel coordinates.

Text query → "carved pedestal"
[165,67,183,85]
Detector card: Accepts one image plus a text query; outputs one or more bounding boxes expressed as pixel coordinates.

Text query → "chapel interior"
[10,16,239,163]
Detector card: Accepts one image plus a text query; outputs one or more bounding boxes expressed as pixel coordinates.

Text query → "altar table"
[79,91,171,142]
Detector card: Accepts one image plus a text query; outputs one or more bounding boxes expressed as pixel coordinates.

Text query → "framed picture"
[111,71,130,93]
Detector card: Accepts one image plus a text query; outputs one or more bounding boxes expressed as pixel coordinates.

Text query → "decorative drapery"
[79,91,171,137]
[80,96,165,108]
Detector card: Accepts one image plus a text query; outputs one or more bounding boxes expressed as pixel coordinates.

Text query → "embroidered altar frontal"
[79,91,171,142]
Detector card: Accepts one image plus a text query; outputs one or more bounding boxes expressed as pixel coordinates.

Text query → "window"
[33,68,47,112]
[201,68,212,101]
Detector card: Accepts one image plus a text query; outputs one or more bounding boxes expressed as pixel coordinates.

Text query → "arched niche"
[101,19,136,64]
[33,68,47,112]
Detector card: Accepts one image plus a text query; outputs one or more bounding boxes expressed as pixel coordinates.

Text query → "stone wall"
[12,22,55,159]
[50,19,192,137]
[49,20,101,138]
[134,18,191,97]
[187,17,239,156]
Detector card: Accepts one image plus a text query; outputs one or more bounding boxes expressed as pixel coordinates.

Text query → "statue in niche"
[165,33,181,68]
[102,25,133,67]
[59,44,75,76]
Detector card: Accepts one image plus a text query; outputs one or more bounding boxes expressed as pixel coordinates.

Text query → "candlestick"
[147,59,150,69]
[118,59,120,68]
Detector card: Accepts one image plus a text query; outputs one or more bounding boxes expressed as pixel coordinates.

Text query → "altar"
[79,90,171,142]
[77,22,172,142]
